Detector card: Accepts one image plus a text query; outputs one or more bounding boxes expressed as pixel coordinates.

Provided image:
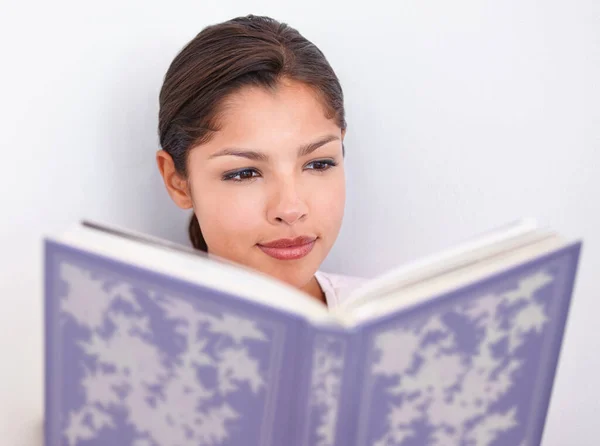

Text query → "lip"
[257,236,317,260]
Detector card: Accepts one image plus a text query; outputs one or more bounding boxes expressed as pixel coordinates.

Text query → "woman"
[156,14,363,307]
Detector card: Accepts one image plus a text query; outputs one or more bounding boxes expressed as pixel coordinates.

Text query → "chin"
[278,271,313,289]
[257,258,319,290]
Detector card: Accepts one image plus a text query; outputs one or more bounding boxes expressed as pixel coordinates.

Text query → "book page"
[53,223,337,325]
[341,219,544,310]
[344,235,568,325]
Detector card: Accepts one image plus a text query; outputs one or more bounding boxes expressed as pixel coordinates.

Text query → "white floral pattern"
[306,335,346,446]
[359,269,560,446]
[56,260,282,446]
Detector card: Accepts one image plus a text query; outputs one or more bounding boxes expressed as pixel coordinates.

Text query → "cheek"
[192,183,265,250]
[310,173,346,234]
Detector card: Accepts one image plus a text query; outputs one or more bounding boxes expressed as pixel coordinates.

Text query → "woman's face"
[165,79,346,290]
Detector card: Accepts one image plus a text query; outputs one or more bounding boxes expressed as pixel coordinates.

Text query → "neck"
[301,275,327,306]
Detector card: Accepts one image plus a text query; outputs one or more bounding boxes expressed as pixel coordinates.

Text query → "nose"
[267,176,308,226]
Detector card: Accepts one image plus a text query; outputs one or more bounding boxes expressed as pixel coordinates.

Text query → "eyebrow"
[208,134,340,161]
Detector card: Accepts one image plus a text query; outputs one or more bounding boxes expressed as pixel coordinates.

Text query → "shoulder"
[315,270,367,309]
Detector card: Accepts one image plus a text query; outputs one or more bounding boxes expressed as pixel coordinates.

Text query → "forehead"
[207,80,339,147]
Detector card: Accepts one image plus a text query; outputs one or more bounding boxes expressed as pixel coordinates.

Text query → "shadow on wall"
[96,40,191,247]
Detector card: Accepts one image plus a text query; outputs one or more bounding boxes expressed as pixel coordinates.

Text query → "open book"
[43,219,581,446]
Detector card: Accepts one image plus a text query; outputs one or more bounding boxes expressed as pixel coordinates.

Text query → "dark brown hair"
[158,15,346,251]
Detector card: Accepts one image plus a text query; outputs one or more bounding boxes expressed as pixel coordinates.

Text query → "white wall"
[1,0,598,445]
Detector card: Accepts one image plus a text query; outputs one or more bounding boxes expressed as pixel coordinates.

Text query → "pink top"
[314,270,366,309]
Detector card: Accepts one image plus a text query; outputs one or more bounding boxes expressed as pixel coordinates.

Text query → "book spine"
[289,322,362,446]
[333,326,367,446]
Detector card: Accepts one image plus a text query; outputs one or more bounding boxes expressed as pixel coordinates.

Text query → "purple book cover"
[44,240,314,446]
[345,242,581,446]
[44,238,581,446]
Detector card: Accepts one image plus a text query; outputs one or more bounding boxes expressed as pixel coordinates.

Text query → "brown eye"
[222,168,261,182]
[238,170,256,180]
[305,159,336,171]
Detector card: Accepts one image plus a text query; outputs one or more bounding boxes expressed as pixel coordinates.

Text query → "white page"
[343,234,567,325]
[52,223,337,325]
[342,218,543,309]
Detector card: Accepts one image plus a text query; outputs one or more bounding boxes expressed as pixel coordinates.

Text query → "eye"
[222,168,261,182]
[305,159,337,172]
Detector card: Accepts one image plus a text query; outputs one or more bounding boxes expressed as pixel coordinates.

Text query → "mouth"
[257,236,317,261]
